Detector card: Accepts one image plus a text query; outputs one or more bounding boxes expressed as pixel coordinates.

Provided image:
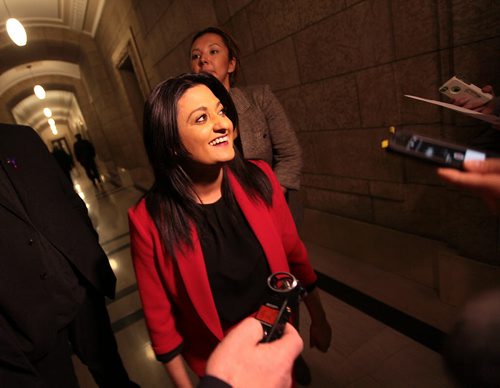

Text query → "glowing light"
[108,258,118,271]
[48,118,55,126]
[51,126,58,135]
[144,343,156,361]
[34,84,46,99]
[6,18,27,46]
[43,108,52,117]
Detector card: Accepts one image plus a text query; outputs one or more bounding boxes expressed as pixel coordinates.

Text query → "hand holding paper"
[404,94,500,128]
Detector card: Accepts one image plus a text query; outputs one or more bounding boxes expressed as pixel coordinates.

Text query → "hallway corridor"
[68,168,456,387]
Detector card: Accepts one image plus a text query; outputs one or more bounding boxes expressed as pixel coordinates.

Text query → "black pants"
[33,288,136,387]
[81,160,101,185]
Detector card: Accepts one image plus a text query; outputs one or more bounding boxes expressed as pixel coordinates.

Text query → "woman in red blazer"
[129,73,331,386]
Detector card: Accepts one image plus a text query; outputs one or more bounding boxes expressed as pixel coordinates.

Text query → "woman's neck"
[184,163,224,204]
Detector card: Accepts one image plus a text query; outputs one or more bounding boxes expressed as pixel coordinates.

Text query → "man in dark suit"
[0,124,137,387]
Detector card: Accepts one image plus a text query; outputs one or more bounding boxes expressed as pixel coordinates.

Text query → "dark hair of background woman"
[191,27,241,85]
[142,72,272,258]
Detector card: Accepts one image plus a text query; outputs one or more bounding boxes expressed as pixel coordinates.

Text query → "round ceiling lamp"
[34,84,46,99]
[6,18,27,46]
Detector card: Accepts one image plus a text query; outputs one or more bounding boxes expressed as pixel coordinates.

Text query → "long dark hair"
[191,27,241,85]
[143,73,272,258]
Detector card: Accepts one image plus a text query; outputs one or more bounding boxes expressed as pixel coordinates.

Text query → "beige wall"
[92,1,499,269]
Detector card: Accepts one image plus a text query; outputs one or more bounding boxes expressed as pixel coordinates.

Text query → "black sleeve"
[155,342,184,363]
[198,375,232,388]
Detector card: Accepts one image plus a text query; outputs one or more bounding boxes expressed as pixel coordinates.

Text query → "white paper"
[405,94,500,127]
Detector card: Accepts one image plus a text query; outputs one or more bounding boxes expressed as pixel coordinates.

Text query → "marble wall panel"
[294,0,393,83]
[247,0,311,50]
[246,0,346,50]
[154,40,193,81]
[213,0,231,24]
[134,1,173,35]
[297,132,319,173]
[452,37,500,91]
[302,173,371,196]
[300,129,404,181]
[369,181,404,201]
[223,8,255,60]
[241,38,300,90]
[356,64,400,128]
[440,188,500,264]
[141,21,171,66]
[394,53,441,124]
[275,87,307,133]
[157,1,196,55]
[299,76,360,131]
[227,0,253,16]
[185,0,220,31]
[391,0,438,59]
[372,184,447,239]
[304,187,374,223]
[452,0,500,46]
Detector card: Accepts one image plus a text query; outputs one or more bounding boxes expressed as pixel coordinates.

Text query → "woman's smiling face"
[176,84,235,166]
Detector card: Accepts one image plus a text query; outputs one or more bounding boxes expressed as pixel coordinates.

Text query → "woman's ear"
[228,57,237,74]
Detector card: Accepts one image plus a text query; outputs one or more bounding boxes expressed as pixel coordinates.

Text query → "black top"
[198,195,270,330]
[198,375,231,388]
[156,195,271,363]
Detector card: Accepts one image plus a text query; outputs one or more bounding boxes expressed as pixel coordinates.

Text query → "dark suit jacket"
[0,124,116,383]
[128,160,316,376]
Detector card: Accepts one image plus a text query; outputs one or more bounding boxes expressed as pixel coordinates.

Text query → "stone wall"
[212,0,500,264]
[94,0,500,264]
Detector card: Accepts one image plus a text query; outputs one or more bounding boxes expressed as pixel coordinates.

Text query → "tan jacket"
[230,85,302,190]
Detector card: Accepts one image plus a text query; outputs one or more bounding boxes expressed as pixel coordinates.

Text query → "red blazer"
[128,160,316,376]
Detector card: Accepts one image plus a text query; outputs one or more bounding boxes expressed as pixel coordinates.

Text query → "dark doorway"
[117,55,145,127]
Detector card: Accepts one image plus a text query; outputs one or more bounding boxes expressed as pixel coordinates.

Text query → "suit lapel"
[176,227,224,340]
[0,157,31,222]
[227,169,289,274]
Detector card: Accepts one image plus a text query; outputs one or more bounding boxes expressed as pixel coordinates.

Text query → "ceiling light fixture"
[43,107,52,117]
[2,0,27,46]
[27,64,46,100]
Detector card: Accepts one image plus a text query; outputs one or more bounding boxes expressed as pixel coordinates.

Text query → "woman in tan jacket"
[190,27,302,196]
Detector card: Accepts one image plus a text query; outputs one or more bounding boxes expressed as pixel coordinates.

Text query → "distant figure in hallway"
[52,144,74,183]
[74,133,101,185]
[0,123,138,387]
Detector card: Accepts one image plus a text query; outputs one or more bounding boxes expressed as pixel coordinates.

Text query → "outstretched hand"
[451,85,495,113]
[309,317,332,352]
[206,318,303,388]
[438,159,500,213]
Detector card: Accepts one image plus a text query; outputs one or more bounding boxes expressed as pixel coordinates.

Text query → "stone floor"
[70,167,457,387]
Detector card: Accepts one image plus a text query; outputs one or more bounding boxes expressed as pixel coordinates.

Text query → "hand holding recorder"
[381,127,489,170]
[204,318,303,388]
[438,159,500,213]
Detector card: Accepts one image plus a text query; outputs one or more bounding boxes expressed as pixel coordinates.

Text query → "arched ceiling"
[0,0,105,131]
[0,0,105,37]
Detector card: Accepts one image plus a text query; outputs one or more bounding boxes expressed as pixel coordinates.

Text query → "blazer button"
[40,272,48,280]
[263,133,267,138]
[28,238,35,245]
